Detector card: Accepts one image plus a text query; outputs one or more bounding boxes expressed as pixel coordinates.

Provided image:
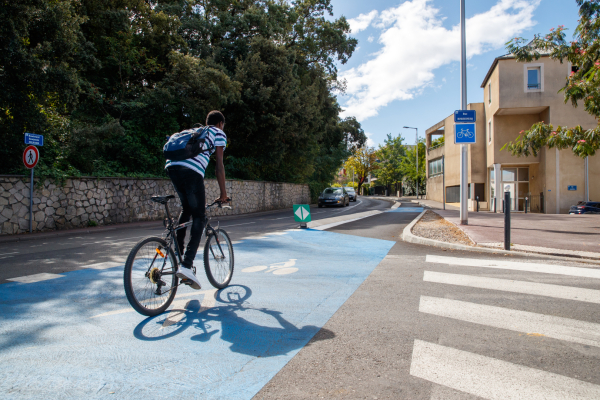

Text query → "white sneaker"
[176,267,201,290]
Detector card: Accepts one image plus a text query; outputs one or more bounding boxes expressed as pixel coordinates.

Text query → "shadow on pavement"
[133,285,335,358]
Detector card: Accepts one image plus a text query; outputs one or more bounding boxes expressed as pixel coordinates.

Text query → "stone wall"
[0,176,310,235]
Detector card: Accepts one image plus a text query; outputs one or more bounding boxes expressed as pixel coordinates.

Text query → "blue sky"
[330,0,580,147]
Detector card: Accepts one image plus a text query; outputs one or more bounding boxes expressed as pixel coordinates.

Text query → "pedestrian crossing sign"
[293,205,311,223]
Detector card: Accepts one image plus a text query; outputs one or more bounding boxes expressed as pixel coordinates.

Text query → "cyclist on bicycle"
[165,110,229,290]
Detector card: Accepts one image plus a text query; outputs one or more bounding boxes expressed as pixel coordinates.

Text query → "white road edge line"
[310,211,384,231]
[426,255,600,279]
[90,290,215,319]
[410,339,600,400]
[7,273,64,284]
[419,296,600,348]
[424,271,600,304]
[220,222,256,227]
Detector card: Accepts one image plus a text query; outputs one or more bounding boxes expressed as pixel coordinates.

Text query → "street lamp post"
[403,126,418,199]
[459,0,469,225]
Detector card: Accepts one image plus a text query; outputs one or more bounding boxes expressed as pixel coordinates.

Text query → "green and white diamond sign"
[293,204,311,223]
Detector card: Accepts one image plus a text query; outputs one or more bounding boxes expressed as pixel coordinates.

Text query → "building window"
[524,63,543,92]
[488,83,491,104]
[429,158,443,176]
[488,120,492,143]
[527,67,541,89]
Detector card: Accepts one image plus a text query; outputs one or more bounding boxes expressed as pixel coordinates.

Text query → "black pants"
[166,166,206,268]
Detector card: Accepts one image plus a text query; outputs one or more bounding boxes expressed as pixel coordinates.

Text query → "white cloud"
[348,10,379,33]
[367,36,374,43]
[340,0,540,121]
[365,132,376,147]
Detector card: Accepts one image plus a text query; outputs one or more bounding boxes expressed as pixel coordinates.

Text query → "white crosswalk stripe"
[426,255,600,279]
[424,271,600,304]
[419,296,600,348]
[411,340,600,400]
[410,255,600,399]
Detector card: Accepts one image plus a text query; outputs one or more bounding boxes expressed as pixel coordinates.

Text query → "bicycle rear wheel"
[204,229,234,289]
[124,237,179,316]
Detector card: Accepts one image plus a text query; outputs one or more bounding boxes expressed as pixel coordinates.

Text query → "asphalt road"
[0,196,392,284]
[2,197,600,399]
[255,206,600,399]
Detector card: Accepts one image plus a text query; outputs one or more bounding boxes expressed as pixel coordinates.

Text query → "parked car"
[318,187,349,207]
[569,201,600,214]
[344,187,357,202]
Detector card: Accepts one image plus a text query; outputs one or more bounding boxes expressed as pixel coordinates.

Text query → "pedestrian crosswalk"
[410,255,600,399]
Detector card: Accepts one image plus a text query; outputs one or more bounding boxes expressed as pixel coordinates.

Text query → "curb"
[402,211,600,265]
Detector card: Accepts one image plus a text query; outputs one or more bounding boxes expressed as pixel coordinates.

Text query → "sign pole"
[459,0,469,225]
[29,167,34,233]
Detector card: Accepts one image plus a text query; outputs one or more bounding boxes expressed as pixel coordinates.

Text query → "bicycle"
[124,195,234,316]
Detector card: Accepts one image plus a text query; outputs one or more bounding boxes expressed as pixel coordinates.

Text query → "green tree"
[344,146,378,195]
[400,139,426,196]
[503,0,600,158]
[373,133,406,188]
[0,0,94,174]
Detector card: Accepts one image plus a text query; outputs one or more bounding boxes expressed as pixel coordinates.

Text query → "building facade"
[425,55,599,214]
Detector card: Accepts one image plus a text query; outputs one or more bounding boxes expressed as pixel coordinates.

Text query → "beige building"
[425,54,599,214]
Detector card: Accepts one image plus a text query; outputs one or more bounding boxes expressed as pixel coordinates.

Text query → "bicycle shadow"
[133,285,335,358]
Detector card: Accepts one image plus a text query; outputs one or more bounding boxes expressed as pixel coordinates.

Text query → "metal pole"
[459,0,469,225]
[416,129,419,199]
[585,156,589,202]
[29,167,34,233]
[442,155,446,210]
[504,191,511,250]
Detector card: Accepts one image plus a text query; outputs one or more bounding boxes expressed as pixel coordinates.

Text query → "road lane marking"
[410,340,600,400]
[424,271,600,304]
[220,222,256,228]
[7,273,64,284]
[84,262,122,270]
[308,210,383,231]
[426,255,600,279]
[419,296,600,348]
[90,290,216,319]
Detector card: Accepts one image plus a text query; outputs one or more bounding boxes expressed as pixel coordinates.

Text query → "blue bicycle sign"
[457,128,475,139]
[454,123,476,144]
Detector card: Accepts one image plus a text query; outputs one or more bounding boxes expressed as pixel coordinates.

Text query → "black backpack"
[163,125,213,161]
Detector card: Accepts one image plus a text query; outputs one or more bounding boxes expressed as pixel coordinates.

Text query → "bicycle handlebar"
[206,198,232,210]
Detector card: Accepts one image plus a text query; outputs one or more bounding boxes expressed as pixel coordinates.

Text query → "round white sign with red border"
[23,145,39,169]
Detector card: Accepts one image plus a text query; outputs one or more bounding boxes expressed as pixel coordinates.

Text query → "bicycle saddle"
[150,195,176,204]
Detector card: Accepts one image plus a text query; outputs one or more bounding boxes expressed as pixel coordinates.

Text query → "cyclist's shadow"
[133,285,334,358]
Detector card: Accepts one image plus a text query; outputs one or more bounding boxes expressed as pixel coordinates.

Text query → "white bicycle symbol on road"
[457,128,475,139]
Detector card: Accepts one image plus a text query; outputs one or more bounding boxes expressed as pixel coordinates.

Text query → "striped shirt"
[165,126,227,177]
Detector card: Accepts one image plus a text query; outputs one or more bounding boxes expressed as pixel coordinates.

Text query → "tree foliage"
[344,146,378,195]
[503,0,600,158]
[400,139,426,196]
[373,133,405,187]
[1,0,364,188]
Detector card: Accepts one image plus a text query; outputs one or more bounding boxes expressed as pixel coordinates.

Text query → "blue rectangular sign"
[568,185,577,191]
[454,110,476,123]
[454,123,476,144]
[25,132,44,146]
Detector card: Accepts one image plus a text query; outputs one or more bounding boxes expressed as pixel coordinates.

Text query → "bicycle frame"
[162,201,229,268]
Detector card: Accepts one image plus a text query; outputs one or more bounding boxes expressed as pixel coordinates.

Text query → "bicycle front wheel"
[124,237,179,316]
[204,229,234,289]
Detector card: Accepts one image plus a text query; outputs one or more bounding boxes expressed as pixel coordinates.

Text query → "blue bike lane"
[0,229,394,399]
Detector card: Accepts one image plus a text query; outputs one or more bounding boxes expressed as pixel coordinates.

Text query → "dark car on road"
[318,187,349,207]
[569,201,600,214]
[344,187,357,202]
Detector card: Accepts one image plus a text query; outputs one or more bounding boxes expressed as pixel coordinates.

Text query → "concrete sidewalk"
[436,209,600,258]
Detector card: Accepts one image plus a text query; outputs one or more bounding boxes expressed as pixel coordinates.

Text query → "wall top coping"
[0,174,308,186]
